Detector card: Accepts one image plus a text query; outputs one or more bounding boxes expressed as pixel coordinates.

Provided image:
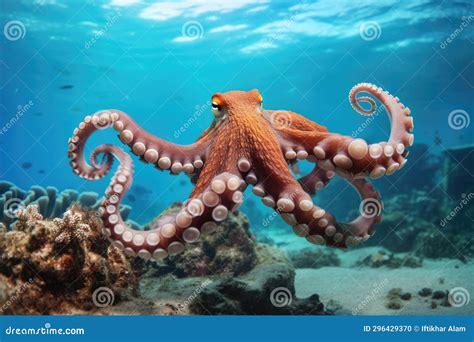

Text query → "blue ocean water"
[0,0,472,226]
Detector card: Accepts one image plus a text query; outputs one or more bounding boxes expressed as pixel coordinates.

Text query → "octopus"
[68,83,414,259]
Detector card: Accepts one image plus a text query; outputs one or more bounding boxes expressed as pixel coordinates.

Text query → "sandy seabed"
[295,247,474,315]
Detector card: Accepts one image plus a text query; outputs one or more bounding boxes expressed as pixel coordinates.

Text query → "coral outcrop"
[0,181,132,229]
[0,205,138,315]
[0,201,326,315]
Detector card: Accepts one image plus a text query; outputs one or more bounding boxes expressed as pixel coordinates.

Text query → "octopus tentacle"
[89,144,244,258]
[68,110,214,179]
[298,165,334,196]
[248,137,381,248]
[268,83,414,178]
[263,109,327,163]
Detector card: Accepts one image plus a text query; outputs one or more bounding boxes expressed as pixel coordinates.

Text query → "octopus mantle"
[68,83,414,259]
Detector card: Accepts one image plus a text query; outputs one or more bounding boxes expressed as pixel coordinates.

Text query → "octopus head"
[211,89,263,120]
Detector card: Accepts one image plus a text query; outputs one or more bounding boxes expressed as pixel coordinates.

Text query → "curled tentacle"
[92,145,245,258]
[258,172,381,248]
[68,110,214,178]
[268,83,414,179]
[349,95,376,115]
[298,165,334,196]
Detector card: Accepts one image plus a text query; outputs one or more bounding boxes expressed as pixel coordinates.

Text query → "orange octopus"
[68,83,414,259]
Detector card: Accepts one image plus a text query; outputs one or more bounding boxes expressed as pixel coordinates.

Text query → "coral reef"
[1,201,326,315]
[287,248,341,269]
[0,181,132,229]
[0,205,138,314]
[363,188,473,259]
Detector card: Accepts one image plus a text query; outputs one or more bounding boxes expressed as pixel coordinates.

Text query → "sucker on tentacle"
[68,85,412,259]
[269,83,414,180]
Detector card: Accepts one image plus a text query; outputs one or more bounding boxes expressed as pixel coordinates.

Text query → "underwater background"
[0,0,473,315]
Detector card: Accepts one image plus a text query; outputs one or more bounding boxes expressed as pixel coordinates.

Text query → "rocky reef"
[0,204,138,314]
[0,202,327,315]
[137,206,327,315]
[143,205,257,278]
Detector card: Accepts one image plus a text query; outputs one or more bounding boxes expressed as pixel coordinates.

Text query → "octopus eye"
[211,101,222,117]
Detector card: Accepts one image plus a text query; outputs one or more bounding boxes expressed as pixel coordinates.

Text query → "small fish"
[38,169,45,174]
[179,180,187,186]
[33,112,43,117]
[127,194,136,202]
[60,85,74,90]
[21,162,32,169]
